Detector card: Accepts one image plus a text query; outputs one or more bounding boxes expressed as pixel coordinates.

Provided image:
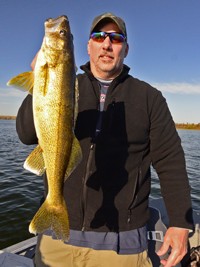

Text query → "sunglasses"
[90,32,126,44]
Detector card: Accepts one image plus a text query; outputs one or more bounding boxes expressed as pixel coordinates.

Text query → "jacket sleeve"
[16,94,38,145]
[149,90,194,230]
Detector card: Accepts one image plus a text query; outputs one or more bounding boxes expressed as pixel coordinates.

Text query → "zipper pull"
[90,143,94,150]
[127,210,132,224]
[112,98,116,107]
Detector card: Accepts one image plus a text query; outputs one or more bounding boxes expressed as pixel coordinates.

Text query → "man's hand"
[31,51,40,70]
[157,227,189,267]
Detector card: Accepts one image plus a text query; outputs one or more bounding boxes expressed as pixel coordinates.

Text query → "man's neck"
[95,76,113,84]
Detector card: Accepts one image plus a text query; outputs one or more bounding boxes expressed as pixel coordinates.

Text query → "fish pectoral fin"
[7,71,34,94]
[29,197,70,242]
[23,145,46,176]
[64,136,82,181]
[37,63,48,96]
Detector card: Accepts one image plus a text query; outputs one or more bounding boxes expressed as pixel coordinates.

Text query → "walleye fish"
[7,15,82,242]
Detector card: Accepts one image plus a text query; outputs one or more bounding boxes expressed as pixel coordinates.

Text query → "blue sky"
[0,0,200,123]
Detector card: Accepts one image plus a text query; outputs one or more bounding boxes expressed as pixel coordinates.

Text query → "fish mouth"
[45,15,68,23]
[43,15,73,52]
[45,15,69,33]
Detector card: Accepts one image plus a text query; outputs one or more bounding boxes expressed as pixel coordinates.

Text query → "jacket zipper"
[82,142,95,231]
[81,82,116,230]
[81,81,100,231]
[127,166,142,224]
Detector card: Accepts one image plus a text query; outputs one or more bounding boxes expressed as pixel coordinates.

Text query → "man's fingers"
[31,51,40,70]
[160,248,182,267]
[159,246,187,267]
[157,240,170,256]
[157,228,189,267]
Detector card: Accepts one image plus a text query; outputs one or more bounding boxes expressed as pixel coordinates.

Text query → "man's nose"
[102,36,112,50]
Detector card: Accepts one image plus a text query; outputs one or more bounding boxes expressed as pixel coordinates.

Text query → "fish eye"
[60,29,67,36]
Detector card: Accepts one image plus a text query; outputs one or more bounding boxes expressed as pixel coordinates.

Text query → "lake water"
[0,120,199,249]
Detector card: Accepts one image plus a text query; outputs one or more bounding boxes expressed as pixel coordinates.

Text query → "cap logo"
[102,13,114,18]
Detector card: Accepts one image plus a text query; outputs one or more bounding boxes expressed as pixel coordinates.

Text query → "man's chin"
[98,63,115,73]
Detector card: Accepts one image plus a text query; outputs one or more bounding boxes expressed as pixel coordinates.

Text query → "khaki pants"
[33,234,153,267]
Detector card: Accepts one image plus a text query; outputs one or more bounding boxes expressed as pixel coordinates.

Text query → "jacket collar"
[80,62,130,82]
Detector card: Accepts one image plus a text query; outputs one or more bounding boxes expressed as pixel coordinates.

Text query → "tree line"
[0,115,16,120]
[175,123,200,130]
[0,116,199,130]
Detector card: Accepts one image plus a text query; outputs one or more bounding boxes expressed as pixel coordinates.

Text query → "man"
[17,13,193,267]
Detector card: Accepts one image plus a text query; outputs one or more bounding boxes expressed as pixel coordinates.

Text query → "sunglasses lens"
[110,33,125,43]
[91,32,105,42]
[91,32,125,43]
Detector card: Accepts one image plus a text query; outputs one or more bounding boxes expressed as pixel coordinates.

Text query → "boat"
[1,198,200,267]
[148,198,200,267]
[0,236,37,267]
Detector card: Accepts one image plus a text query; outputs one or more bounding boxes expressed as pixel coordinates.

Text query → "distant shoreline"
[0,116,199,130]
[0,115,16,120]
[175,123,200,131]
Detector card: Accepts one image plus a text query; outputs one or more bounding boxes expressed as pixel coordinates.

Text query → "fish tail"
[29,198,70,242]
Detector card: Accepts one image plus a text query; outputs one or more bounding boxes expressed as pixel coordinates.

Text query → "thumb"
[157,240,170,256]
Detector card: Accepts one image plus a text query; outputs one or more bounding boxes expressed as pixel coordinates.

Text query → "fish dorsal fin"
[73,77,79,128]
[24,145,46,176]
[64,136,82,181]
[7,71,34,94]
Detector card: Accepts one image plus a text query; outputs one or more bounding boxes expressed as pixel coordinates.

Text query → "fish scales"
[7,15,82,242]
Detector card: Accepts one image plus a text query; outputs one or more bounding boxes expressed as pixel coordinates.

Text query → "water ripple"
[0,120,43,249]
[151,129,200,213]
[0,121,200,249]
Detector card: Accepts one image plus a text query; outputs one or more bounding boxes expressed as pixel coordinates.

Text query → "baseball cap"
[89,13,127,41]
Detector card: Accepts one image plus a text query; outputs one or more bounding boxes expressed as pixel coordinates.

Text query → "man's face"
[87,22,129,79]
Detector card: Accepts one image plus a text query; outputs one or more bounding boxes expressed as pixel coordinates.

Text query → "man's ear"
[87,40,91,55]
[124,43,129,58]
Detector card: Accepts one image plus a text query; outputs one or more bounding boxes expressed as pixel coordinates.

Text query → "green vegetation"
[175,123,200,130]
[0,115,16,120]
